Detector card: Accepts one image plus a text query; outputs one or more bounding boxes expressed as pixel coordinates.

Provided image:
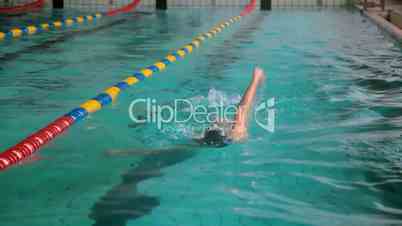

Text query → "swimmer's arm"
[231,67,265,141]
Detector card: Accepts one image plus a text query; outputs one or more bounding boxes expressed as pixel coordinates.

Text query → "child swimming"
[196,67,266,147]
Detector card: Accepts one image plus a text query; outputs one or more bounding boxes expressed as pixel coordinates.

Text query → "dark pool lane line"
[0,12,154,64]
[196,13,267,81]
[0,18,125,63]
[173,13,267,95]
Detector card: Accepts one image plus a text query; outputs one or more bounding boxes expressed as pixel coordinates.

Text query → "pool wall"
[357,4,402,41]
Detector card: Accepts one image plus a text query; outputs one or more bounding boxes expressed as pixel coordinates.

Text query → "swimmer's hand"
[252,67,266,85]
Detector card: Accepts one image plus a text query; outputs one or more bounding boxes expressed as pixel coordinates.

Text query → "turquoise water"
[1,7,402,226]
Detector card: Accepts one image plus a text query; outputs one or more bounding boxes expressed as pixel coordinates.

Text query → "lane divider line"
[0,0,256,171]
[0,0,141,41]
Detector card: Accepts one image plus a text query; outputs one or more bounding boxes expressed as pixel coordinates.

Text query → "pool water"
[1,6,402,226]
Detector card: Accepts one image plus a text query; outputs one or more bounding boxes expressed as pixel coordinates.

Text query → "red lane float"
[0,0,45,14]
[240,0,256,16]
[106,0,141,17]
[0,116,74,170]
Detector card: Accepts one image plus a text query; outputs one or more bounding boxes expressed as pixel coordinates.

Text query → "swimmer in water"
[196,66,265,147]
[110,66,265,155]
[94,68,265,226]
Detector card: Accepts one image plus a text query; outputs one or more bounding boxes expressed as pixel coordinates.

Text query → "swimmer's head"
[202,129,228,147]
[199,120,232,148]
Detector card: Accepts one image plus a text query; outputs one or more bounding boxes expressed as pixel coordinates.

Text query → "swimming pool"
[1,6,402,226]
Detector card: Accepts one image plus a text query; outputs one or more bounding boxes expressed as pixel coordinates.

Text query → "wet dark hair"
[200,129,230,148]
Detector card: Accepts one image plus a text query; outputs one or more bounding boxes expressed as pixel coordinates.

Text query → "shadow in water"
[89,146,197,226]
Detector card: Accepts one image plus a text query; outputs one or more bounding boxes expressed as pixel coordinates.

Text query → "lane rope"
[106,0,141,16]
[0,0,141,41]
[0,0,256,171]
[0,0,45,14]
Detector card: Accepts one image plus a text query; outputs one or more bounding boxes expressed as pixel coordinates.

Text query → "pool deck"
[357,0,402,41]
